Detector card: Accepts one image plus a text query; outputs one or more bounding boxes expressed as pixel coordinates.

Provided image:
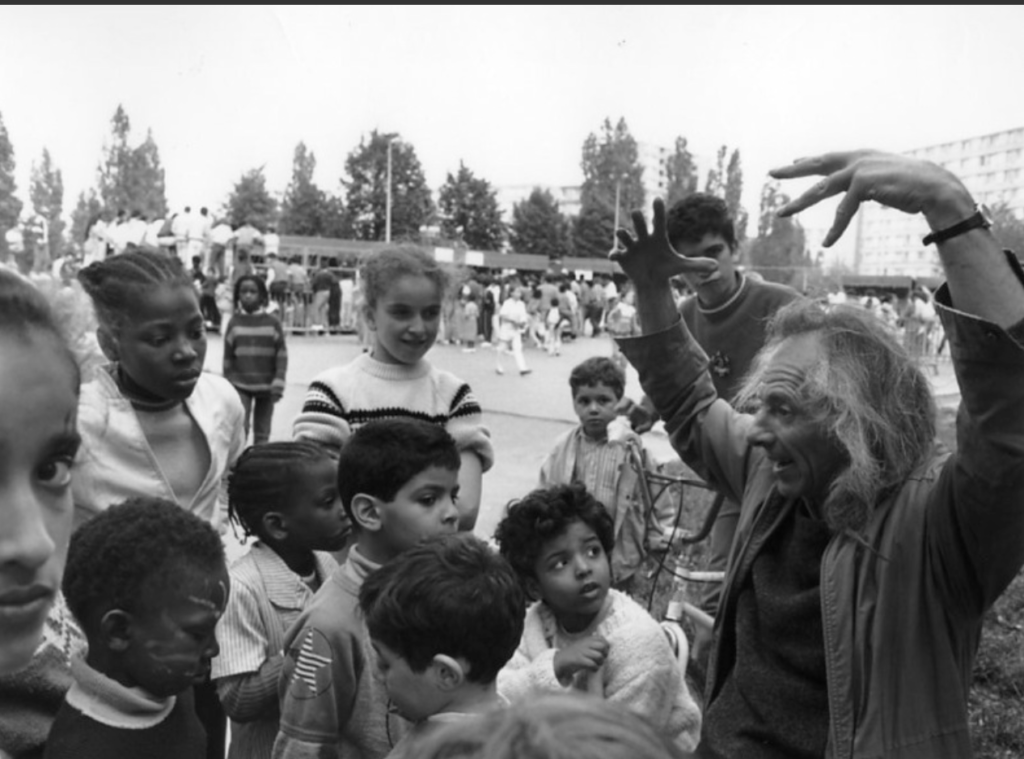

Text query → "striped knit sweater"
[292,353,494,470]
[222,311,288,396]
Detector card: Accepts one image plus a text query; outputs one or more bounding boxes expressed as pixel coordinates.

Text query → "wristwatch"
[921,204,993,246]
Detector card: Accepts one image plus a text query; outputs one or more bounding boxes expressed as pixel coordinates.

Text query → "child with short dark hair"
[45,498,229,759]
[223,274,288,445]
[213,442,349,759]
[273,418,462,759]
[494,484,700,754]
[539,357,678,589]
[358,533,526,759]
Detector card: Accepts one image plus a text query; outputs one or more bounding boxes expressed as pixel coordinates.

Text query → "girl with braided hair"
[72,251,246,531]
[214,441,348,759]
[72,250,246,759]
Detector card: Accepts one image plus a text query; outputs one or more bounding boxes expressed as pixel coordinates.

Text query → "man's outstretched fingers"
[630,208,650,240]
[614,227,635,254]
[778,165,855,218]
[823,190,861,247]
[769,151,861,180]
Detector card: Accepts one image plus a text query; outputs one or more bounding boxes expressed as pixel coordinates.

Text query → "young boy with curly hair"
[358,533,526,759]
[539,357,679,590]
[273,418,462,759]
[44,498,229,759]
[494,483,700,754]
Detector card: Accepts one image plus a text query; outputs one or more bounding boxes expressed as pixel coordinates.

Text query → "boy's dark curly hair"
[665,192,737,250]
[337,419,460,522]
[359,533,526,684]
[494,483,615,581]
[569,356,625,400]
[63,497,225,630]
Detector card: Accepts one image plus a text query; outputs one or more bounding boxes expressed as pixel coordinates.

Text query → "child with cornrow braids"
[73,250,246,759]
[213,442,349,759]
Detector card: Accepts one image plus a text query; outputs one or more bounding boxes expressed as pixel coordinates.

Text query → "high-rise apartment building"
[854,126,1024,276]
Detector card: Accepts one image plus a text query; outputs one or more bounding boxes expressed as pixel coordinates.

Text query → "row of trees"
[0,112,71,263]
[19,105,1024,291]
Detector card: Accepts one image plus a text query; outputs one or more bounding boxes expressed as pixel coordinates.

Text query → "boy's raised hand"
[610,199,717,289]
[553,634,611,685]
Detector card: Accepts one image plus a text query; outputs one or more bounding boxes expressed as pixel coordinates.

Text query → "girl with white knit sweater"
[292,245,493,531]
[494,483,701,754]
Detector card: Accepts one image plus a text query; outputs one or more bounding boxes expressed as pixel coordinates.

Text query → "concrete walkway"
[206,329,962,543]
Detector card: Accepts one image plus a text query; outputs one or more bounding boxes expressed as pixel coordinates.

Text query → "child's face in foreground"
[573,382,620,442]
[280,457,351,553]
[113,284,207,401]
[367,274,442,365]
[379,465,460,557]
[372,639,444,722]
[122,564,229,698]
[0,331,79,675]
[531,520,611,633]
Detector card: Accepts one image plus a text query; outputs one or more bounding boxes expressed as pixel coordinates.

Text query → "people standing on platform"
[262,225,280,259]
[233,221,262,266]
[264,251,290,314]
[208,218,235,279]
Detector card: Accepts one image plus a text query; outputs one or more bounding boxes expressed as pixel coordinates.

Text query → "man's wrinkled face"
[745,333,848,505]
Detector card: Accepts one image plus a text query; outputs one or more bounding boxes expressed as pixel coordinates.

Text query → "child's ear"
[430,654,466,691]
[96,326,120,362]
[262,511,289,542]
[99,609,133,652]
[362,304,377,332]
[351,494,382,533]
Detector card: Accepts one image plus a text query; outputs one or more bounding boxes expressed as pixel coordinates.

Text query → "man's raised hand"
[769,150,974,247]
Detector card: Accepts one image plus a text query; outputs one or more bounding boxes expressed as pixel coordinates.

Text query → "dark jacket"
[618,268,1024,758]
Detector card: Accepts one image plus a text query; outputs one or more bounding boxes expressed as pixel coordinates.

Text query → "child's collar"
[67,654,176,729]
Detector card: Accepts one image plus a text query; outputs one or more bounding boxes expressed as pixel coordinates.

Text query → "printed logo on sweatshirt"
[286,627,334,699]
[710,350,731,380]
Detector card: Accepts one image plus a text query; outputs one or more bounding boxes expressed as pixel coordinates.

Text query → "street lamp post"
[385,138,393,244]
[611,178,622,253]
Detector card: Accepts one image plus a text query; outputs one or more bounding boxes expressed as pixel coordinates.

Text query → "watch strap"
[922,205,991,246]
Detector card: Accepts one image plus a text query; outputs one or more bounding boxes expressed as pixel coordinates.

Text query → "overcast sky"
[3,5,1024,249]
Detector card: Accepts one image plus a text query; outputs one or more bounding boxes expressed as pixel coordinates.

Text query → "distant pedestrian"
[223,275,288,445]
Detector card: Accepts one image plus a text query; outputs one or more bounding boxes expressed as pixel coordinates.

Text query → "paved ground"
[205,328,962,544]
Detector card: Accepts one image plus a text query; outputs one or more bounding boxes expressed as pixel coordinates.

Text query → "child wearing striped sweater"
[223,275,288,444]
[292,246,493,531]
